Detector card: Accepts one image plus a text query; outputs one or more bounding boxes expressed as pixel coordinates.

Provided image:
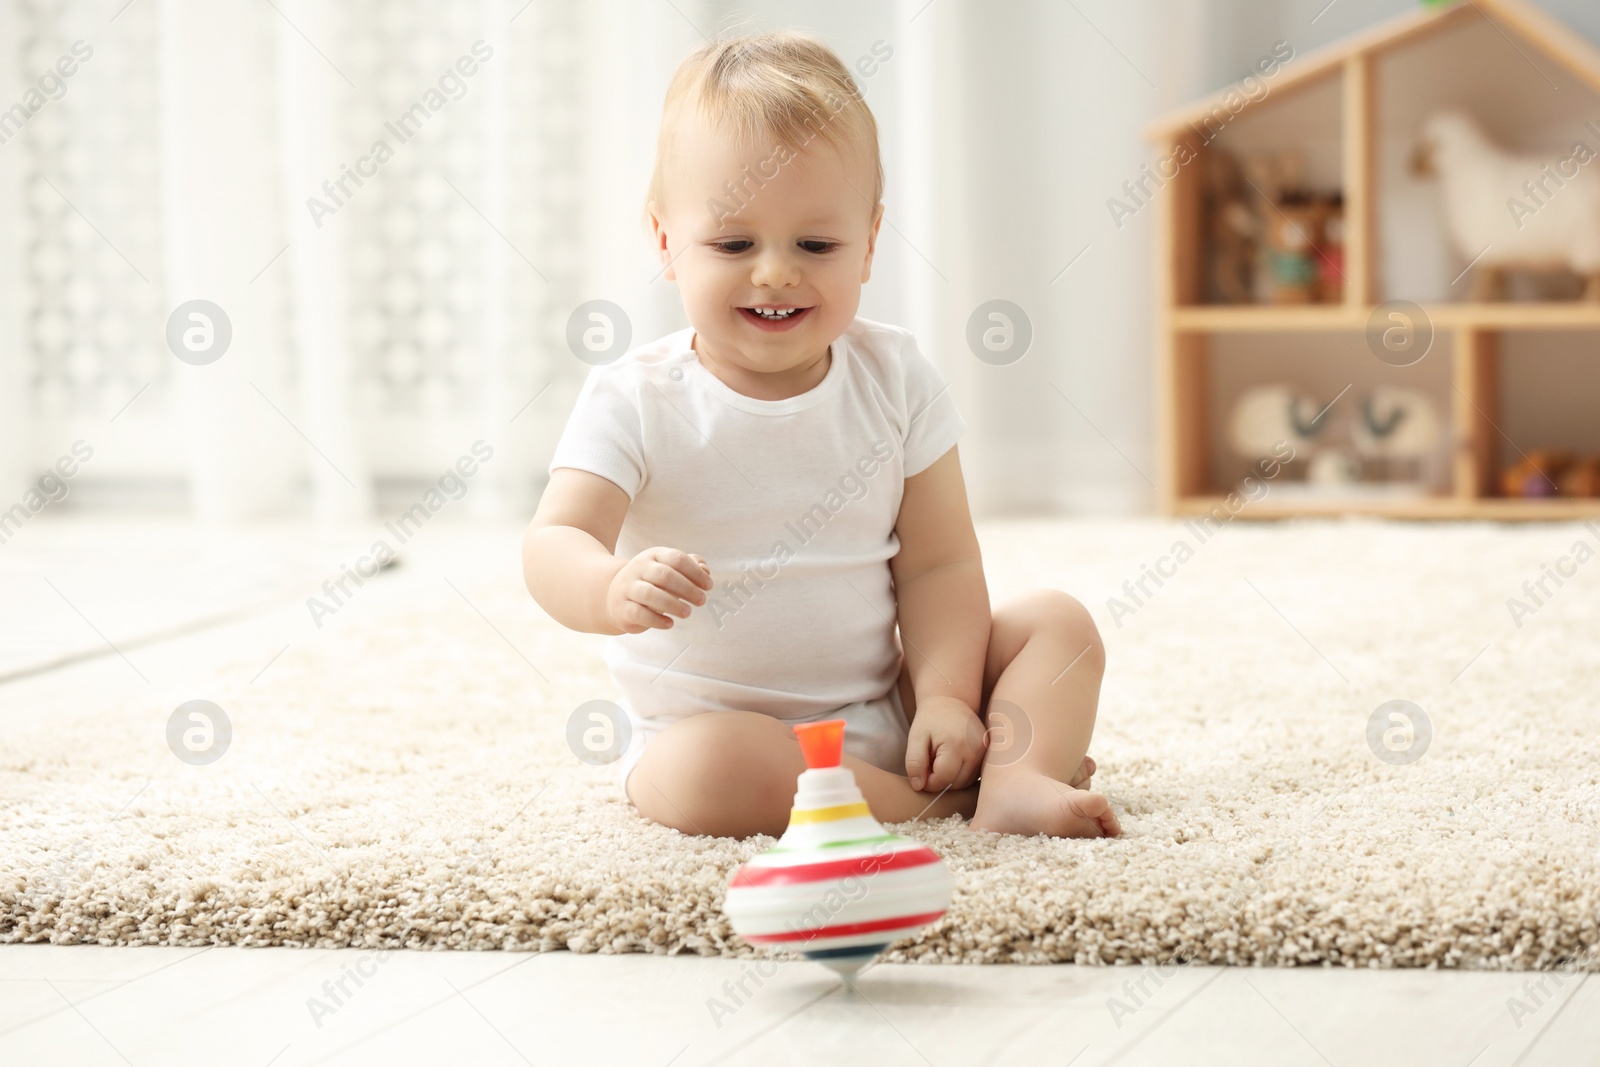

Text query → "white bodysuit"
[545,316,966,802]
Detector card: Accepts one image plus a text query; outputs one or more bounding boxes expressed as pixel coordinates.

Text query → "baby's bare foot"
[971,767,1120,838]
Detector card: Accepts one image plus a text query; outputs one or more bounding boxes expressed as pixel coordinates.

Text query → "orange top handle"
[791,719,846,769]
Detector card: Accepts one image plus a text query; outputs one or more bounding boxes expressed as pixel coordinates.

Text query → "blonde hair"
[644,30,884,228]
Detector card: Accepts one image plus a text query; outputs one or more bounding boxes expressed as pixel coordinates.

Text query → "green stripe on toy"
[765,832,905,854]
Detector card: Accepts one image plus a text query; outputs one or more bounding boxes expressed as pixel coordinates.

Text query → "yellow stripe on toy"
[786,801,871,825]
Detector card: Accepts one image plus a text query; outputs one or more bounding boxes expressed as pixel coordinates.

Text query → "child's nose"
[750,248,801,288]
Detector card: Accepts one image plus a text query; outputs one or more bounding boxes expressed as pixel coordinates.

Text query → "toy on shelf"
[1564,457,1600,497]
[1228,383,1354,494]
[1229,383,1325,455]
[1313,192,1345,303]
[1502,450,1570,497]
[1228,384,1446,499]
[1247,153,1314,304]
[1414,110,1600,302]
[722,719,954,982]
[1263,193,1323,304]
[1501,451,1600,498]
[1238,151,1345,305]
[1307,448,1362,488]
[1349,385,1444,488]
[1202,149,1259,305]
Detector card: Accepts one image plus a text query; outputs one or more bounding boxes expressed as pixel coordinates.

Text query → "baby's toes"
[1067,789,1120,838]
[1068,756,1096,789]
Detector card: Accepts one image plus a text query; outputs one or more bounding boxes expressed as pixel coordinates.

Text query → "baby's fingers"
[927,740,965,792]
[627,579,694,622]
[950,750,981,790]
[619,593,674,631]
[644,559,711,615]
[656,548,713,593]
[904,729,932,791]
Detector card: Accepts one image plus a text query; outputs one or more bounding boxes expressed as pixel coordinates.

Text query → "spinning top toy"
[722,719,954,979]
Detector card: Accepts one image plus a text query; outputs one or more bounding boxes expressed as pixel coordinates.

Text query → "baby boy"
[523,30,1119,840]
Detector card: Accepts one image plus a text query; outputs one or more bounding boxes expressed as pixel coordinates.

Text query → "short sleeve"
[547,364,647,500]
[901,331,966,477]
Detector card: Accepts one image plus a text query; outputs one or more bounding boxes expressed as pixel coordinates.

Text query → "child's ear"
[861,203,885,283]
[647,200,677,281]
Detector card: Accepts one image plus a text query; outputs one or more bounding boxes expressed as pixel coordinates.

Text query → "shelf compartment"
[1195,330,1456,503]
[1374,7,1600,305]
[1487,329,1600,502]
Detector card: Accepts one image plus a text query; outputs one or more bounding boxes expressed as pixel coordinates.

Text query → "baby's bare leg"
[970,590,1121,838]
[627,710,976,839]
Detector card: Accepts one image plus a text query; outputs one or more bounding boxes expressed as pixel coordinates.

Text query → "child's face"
[649,115,883,376]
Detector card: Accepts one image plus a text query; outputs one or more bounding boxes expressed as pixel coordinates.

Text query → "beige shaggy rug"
[3,517,1599,969]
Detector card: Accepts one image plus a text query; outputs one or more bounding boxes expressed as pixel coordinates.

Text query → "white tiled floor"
[0,519,351,682]
[0,945,1595,1066]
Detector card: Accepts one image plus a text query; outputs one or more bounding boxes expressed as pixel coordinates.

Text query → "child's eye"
[800,240,838,254]
[712,240,752,254]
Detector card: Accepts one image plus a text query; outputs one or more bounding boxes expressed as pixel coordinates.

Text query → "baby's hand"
[904,696,988,793]
[606,548,712,633]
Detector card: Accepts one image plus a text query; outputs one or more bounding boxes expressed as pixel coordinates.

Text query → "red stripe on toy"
[728,846,941,889]
[741,910,947,944]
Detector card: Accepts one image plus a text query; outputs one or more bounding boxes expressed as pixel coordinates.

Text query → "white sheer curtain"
[4,0,1211,522]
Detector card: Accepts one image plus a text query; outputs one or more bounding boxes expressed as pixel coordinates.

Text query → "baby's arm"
[524,468,711,635]
[889,445,992,792]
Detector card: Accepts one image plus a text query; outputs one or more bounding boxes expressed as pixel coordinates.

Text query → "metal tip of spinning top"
[793,944,884,981]
[817,955,876,984]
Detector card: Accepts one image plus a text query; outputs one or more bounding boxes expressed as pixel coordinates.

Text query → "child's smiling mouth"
[738,305,813,331]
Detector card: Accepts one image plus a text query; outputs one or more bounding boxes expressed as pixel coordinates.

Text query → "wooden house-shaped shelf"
[1149,0,1600,519]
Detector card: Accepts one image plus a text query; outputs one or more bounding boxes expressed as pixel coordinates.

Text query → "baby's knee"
[628,711,798,837]
[1024,589,1105,668]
